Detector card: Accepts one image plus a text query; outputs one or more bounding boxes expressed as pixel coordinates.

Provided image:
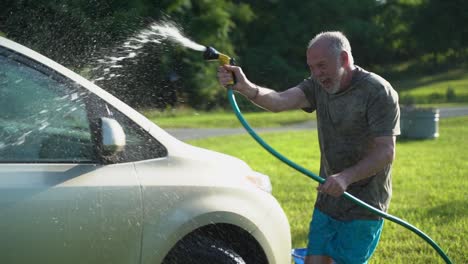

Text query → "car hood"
[134,134,257,189]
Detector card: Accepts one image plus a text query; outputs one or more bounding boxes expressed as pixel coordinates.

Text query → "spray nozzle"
[203,46,236,86]
[203,46,220,60]
[203,46,235,66]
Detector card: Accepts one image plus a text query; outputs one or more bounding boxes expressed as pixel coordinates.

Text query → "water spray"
[202,46,452,264]
[92,21,207,83]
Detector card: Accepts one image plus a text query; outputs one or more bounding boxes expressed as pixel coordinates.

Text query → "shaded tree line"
[1,0,467,110]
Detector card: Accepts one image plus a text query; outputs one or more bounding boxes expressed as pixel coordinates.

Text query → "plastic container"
[291,248,307,264]
[400,107,439,139]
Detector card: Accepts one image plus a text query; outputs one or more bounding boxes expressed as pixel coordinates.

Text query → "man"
[217,31,400,264]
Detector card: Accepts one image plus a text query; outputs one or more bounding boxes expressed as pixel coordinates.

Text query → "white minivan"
[0,36,291,264]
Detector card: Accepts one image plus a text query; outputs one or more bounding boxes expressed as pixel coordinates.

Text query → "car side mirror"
[100,117,126,156]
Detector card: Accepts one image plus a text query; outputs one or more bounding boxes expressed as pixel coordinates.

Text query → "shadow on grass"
[424,200,467,223]
[393,200,467,225]
[386,62,468,91]
[396,69,467,91]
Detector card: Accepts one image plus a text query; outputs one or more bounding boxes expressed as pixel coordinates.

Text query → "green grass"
[187,116,468,264]
[392,68,468,105]
[142,108,314,128]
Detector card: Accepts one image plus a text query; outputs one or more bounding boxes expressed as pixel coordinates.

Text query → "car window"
[0,53,95,163]
[0,48,167,164]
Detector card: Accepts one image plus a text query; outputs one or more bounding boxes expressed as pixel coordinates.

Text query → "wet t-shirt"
[298,66,400,220]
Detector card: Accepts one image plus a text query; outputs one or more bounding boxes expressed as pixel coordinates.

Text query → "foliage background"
[1,0,467,110]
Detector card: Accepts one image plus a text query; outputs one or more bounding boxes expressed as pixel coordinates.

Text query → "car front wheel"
[163,236,246,264]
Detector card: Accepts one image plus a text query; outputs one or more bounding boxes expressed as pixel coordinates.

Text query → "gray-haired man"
[218,31,400,264]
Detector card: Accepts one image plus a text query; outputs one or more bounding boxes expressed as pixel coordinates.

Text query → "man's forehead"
[307,44,331,62]
[309,38,332,50]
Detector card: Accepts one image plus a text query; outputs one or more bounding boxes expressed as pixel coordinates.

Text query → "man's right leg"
[306,209,337,264]
[304,255,334,264]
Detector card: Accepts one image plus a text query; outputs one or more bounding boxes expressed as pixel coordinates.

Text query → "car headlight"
[245,171,272,193]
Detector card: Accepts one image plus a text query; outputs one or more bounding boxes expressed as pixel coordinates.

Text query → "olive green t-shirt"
[298,66,400,220]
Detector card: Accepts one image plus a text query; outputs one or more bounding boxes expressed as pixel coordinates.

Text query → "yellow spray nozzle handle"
[218,53,236,85]
[218,53,231,65]
[203,47,236,85]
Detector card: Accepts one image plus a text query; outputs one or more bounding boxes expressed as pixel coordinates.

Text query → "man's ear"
[340,50,349,66]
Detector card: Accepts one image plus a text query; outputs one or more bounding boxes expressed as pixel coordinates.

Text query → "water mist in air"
[92,21,206,82]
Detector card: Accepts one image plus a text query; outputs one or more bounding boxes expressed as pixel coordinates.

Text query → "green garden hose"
[227,88,453,264]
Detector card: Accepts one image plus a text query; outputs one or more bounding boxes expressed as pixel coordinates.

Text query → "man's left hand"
[317,173,350,197]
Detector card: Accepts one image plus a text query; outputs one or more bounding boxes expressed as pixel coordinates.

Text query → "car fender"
[139,186,289,264]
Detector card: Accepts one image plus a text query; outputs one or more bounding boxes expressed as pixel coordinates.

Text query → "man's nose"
[311,68,322,78]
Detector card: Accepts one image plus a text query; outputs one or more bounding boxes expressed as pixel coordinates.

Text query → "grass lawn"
[187,116,467,264]
[392,68,468,105]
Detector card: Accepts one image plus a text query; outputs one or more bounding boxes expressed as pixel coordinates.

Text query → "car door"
[0,48,143,263]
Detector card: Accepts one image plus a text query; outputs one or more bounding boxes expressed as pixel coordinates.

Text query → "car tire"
[163,236,246,264]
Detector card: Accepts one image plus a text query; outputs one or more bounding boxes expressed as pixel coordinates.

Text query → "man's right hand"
[217,65,251,92]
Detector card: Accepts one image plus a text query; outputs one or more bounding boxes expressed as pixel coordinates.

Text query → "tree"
[230,0,382,91]
[412,0,468,63]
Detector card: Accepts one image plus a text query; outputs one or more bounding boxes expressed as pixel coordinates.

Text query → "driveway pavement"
[438,106,468,118]
[165,106,468,141]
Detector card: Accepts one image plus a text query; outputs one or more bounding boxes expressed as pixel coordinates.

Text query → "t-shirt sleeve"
[297,77,318,113]
[367,82,401,137]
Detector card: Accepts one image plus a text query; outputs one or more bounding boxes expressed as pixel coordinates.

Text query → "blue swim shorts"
[306,208,384,264]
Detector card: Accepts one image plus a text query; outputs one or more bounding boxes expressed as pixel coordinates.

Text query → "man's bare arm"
[248,85,311,112]
[218,65,311,112]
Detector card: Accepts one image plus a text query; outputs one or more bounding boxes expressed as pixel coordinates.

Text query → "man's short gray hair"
[308,31,354,65]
